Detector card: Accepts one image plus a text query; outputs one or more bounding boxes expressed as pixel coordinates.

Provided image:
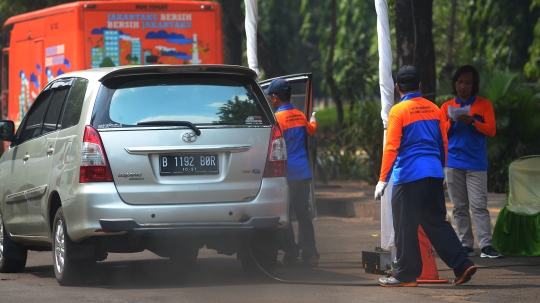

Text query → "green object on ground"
[493,156,540,256]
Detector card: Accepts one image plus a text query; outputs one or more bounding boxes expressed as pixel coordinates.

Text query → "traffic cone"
[417,226,449,283]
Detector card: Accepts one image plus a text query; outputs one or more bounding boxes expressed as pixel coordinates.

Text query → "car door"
[259,73,317,219]
[0,87,54,237]
[25,78,73,237]
[0,115,31,237]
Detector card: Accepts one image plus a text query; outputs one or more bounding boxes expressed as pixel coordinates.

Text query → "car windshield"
[91,74,270,129]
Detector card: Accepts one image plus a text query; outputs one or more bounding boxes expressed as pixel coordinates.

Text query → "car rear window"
[91,74,271,129]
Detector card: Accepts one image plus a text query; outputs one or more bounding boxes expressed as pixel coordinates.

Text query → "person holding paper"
[440,65,502,259]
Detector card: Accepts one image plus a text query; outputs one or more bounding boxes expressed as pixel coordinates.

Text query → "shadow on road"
[23,256,374,289]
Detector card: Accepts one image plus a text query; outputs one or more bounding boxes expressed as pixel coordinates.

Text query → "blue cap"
[264,78,291,95]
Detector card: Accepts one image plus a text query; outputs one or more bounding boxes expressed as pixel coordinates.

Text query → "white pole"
[375,0,395,255]
[244,0,261,78]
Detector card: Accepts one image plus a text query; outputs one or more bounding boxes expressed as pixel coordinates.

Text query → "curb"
[315,182,504,230]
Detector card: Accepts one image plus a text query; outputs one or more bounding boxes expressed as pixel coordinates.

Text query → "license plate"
[160,154,219,175]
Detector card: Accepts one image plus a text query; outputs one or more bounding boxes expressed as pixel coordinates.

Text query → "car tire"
[169,246,199,269]
[239,231,279,274]
[0,212,27,273]
[52,207,93,286]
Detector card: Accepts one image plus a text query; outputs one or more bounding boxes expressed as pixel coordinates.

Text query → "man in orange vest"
[375,65,476,287]
[265,78,319,268]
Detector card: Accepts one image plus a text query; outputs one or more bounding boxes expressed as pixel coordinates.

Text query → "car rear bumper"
[99,216,280,236]
[63,177,289,242]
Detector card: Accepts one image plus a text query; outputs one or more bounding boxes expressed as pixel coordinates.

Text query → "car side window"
[42,86,70,135]
[17,89,53,144]
[60,78,88,129]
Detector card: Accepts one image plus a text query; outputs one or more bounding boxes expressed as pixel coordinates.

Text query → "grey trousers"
[445,167,493,249]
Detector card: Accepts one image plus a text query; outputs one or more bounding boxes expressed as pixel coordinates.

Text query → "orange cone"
[417,226,449,283]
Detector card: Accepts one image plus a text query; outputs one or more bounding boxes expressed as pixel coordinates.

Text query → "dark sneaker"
[279,257,304,268]
[379,276,418,287]
[481,245,503,258]
[464,246,476,257]
[302,256,319,268]
[453,265,477,285]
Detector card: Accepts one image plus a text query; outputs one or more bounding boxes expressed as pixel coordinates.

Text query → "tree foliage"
[463,0,540,72]
[300,0,378,128]
[432,0,469,82]
[482,71,540,192]
[525,0,540,80]
[219,0,289,78]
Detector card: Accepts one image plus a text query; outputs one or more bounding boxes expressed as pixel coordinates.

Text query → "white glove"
[374,181,388,200]
[310,112,316,123]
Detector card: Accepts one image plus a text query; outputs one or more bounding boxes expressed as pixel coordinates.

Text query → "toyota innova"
[0,65,314,285]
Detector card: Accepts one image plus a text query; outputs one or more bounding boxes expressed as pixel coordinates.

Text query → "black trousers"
[391,177,474,282]
[283,179,319,260]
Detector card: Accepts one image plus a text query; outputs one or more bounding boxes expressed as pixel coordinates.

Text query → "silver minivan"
[0,65,315,285]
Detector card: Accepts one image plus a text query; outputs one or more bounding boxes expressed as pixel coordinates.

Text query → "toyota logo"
[182,132,197,143]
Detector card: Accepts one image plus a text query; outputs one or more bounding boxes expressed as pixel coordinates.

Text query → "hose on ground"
[246,243,377,286]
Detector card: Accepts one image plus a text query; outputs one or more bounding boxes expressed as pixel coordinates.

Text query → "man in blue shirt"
[265,78,319,268]
[376,65,476,287]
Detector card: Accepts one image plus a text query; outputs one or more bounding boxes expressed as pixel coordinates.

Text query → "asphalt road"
[1,216,539,303]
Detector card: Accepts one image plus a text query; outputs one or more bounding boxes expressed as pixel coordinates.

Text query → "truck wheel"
[52,208,93,286]
[239,232,279,274]
[0,212,27,273]
[169,246,199,269]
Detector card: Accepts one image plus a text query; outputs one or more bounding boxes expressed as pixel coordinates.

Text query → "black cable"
[246,244,378,286]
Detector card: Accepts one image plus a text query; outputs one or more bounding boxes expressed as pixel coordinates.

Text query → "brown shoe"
[379,276,418,287]
[453,265,477,285]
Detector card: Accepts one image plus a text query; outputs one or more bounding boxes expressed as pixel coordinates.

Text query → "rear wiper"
[136,121,201,136]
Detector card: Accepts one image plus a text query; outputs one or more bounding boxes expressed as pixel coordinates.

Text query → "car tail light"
[79,126,113,183]
[263,124,287,178]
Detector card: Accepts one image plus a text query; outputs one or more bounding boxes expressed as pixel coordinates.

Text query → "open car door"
[260,73,317,219]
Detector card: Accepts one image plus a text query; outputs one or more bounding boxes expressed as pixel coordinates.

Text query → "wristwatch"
[471,120,476,127]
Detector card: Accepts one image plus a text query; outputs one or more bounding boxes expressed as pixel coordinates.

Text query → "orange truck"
[1,0,223,129]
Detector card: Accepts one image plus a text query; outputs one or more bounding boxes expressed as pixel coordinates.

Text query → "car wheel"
[52,208,93,286]
[169,246,199,269]
[239,232,279,274]
[0,212,27,273]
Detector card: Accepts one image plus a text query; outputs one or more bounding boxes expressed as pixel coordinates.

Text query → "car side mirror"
[0,120,15,141]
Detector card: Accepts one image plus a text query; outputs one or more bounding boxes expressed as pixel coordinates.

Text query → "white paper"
[448,105,470,120]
